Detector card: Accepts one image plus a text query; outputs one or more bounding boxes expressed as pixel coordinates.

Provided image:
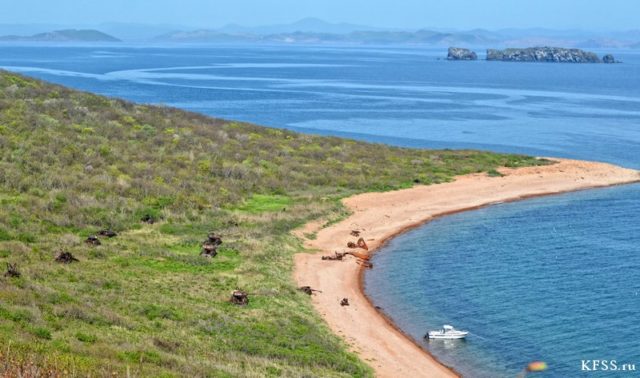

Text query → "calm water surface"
[1,44,639,377]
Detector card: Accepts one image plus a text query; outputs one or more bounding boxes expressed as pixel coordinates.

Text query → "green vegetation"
[487,168,505,177]
[0,71,550,377]
[233,194,293,213]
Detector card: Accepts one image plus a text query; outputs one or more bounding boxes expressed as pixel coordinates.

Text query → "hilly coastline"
[0,71,548,376]
[149,20,640,47]
[0,20,638,47]
[0,29,120,42]
[153,28,498,45]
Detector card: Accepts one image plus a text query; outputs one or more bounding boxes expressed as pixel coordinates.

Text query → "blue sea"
[1,44,639,377]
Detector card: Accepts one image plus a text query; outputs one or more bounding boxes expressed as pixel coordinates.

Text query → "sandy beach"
[293,159,639,378]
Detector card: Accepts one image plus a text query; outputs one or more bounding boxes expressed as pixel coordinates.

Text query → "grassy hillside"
[0,71,548,377]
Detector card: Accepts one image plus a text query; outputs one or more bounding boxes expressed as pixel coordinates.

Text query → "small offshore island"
[448,46,618,63]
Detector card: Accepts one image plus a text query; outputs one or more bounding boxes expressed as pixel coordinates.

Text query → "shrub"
[0,227,12,241]
[75,332,97,343]
[487,169,505,177]
[32,327,52,340]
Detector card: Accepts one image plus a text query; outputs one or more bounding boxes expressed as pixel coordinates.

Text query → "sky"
[2,0,639,30]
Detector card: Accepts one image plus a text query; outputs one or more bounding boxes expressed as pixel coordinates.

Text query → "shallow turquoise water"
[1,44,639,377]
[364,185,640,377]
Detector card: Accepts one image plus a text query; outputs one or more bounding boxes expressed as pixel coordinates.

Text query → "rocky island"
[447,47,478,60]
[486,47,613,63]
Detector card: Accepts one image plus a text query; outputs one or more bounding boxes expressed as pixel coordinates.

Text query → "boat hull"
[424,332,469,340]
[426,333,468,340]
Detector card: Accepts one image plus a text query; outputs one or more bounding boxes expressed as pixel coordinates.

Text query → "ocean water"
[365,185,640,377]
[1,44,639,377]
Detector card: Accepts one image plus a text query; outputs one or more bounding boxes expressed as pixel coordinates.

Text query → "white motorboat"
[425,325,468,340]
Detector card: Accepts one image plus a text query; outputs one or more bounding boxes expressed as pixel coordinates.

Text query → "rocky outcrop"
[447,47,478,61]
[602,54,617,64]
[486,47,601,63]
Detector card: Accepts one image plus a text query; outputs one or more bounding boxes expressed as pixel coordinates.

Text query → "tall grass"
[0,71,549,376]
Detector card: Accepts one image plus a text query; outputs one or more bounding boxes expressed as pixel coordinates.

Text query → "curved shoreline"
[293,159,639,377]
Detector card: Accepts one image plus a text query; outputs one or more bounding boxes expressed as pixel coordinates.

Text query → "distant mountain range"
[97,23,187,41]
[214,17,387,35]
[153,28,640,48]
[150,19,640,47]
[0,19,638,48]
[0,29,120,42]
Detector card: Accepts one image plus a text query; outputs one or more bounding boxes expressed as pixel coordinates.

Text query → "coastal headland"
[294,159,639,377]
